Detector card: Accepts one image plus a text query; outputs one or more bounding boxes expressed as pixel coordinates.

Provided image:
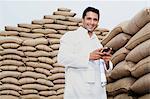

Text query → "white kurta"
[57,27,113,99]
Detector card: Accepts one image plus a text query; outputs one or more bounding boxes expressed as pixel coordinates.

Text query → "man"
[57,7,113,99]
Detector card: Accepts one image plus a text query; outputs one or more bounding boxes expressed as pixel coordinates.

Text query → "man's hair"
[82,7,100,20]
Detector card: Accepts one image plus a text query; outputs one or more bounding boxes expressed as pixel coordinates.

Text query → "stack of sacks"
[102,8,150,99]
[0,7,109,99]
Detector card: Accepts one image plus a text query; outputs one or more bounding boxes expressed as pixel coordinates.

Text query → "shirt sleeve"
[57,33,89,69]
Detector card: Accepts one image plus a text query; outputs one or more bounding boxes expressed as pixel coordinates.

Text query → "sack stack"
[0,8,109,99]
[103,8,150,99]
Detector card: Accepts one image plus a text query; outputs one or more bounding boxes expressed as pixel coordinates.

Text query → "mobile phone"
[101,47,111,53]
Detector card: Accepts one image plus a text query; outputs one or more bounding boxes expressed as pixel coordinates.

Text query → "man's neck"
[88,31,93,38]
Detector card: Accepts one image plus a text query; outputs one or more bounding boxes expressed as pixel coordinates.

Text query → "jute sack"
[138,94,150,99]
[54,20,78,26]
[105,33,131,51]
[53,11,76,17]
[38,57,54,64]
[50,44,60,50]
[126,39,150,63]
[36,78,54,87]
[130,73,150,95]
[48,38,60,44]
[21,84,50,91]
[52,84,65,91]
[44,24,67,30]
[17,67,34,72]
[18,46,36,51]
[131,56,150,78]
[49,50,58,57]
[122,8,150,35]
[35,67,52,76]
[52,63,64,67]
[24,51,51,57]
[1,77,20,85]
[26,62,53,70]
[125,22,150,50]
[32,19,54,25]
[57,30,68,35]
[22,57,38,62]
[106,77,136,96]
[21,89,38,95]
[0,49,24,56]
[53,79,65,84]
[22,38,48,46]
[44,15,66,20]
[39,90,57,97]
[2,54,22,60]
[18,23,42,29]
[0,36,23,44]
[0,90,20,97]
[2,43,20,49]
[48,73,65,81]
[20,71,47,79]
[67,26,78,30]
[5,26,30,32]
[52,56,57,63]
[19,77,36,85]
[66,16,81,22]
[1,60,24,66]
[114,93,134,99]
[0,84,22,91]
[0,71,21,79]
[21,94,42,99]
[57,88,64,95]
[0,66,18,71]
[58,8,71,12]
[35,44,52,52]
[102,21,128,46]
[0,31,19,36]
[31,29,57,34]
[19,32,44,38]
[0,95,19,99]
[110,60,135,80]
[111,47,130,66]
[47,34,63,39]
[50,67,65,74]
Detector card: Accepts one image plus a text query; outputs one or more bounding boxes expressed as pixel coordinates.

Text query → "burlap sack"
[35,44,53,52]
[0,90,20,97]
[125,22,150,50]
[44,15,66,20]
[105,33,131,51]
[0,95,19,99]
[122,8,150,35]
[18,23,42,29]
[44,24,67,30]
[5,26,30,32]
[32,19,54,25]
[111,47,130,66]
[19,32,44,38]
[102,21,128,46]
[32,28,57,34]
[0,36,23,44]
[131,56,150,78]
[0,31,19,36]
[58,8,71,12]
[126,39,150,63]
[138,94,150,99]
[54,20,78,26]
[53,11,76,17]
[110,60,135,80]
[1,77,19,85]
[130,73,150,95]
[2,43,20,49]
[114,93,134,99]
[106,77,136,96]
[66,16,81,22]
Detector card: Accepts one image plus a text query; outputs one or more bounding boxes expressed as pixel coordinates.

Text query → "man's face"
[82,11,99,32]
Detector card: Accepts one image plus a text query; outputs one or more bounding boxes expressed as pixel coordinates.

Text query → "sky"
[0,0,149,31]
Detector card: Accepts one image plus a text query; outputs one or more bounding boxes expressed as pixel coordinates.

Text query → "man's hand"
[89,48,105,60]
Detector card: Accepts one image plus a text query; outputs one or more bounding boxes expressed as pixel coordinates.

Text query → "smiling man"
[58,7,113,99]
